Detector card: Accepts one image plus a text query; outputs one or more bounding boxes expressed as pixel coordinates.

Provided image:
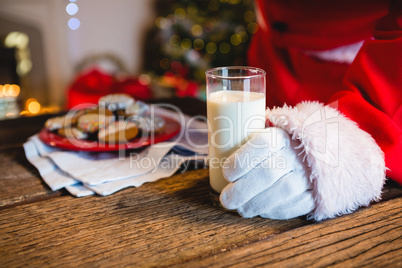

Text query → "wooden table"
[1,97,401,267]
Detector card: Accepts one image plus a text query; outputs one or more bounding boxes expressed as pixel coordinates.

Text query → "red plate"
[39,116,181,151]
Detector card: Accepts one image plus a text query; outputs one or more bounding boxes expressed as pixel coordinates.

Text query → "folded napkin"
[23,107,208,197]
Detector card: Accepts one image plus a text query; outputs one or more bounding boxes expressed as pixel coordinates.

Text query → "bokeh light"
[219,42,231,54]
[239,31,248,43]
[160,58,170,69]
[26,98,41,114]
[230,34,241,46]
[66,3,79,16]
[187,2,198,14]
[243,10,255,22]
[155,17,168,29]
[247,22,258,34]
[68,18,81,30]
[174,8,186,19]
[206,42,217,54]
[17,59,32,76]
[139,74,151,85]
[170,35,181,46]
[191,25,203,36]
[181,38,192,50]
[4,32,29,49]
[208,0,220,11]
[1,84,20,98]
[193,39,205,50]
[171,61,182,72]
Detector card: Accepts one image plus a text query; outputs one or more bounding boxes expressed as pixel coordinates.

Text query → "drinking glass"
[206,66,266,196]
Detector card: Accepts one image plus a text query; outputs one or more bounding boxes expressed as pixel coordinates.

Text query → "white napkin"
[23,107,208,197]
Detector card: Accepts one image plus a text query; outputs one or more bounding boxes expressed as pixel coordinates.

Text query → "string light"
[155,17,168,29]
[68,18,81,30]
[219,42,231,54]
[148,0,257,86]
[174,8,186,19]
[138,74,151,85]
[66,0,80,30]
[160,58,170,69]
[206,42,217,54]
[26,98,41,114]
[170,35,181,47]
[239,31,248,43]
[187,2,198,14]
[66,3,79,16]
[0,84,20,98]
[180,39,192,50]
[191,25,203,36]
[247,22,258,34]
[5,32,29,49]
[230,34,241,46]
[208,0,220,11]
[243,10,255,23]
[4,32,32,76]
[193,39,205,50]
[171,61,182,72]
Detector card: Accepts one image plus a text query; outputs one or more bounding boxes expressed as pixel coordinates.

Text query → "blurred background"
[0,0,257,119]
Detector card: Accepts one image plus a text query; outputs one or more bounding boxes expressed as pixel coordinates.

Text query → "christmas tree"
[143,0,257,98]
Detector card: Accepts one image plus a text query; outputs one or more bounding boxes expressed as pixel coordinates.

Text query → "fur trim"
[266,101,386,221]
[305,40,365,64]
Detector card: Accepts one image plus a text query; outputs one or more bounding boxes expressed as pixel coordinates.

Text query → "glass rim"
[205,66,266,79]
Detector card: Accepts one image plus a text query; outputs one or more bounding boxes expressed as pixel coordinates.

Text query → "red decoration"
[162,72,199,97]
[67,68,152,109]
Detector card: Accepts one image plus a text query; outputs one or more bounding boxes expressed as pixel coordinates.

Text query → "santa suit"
[248,0,402,186]
[242,0,402,220]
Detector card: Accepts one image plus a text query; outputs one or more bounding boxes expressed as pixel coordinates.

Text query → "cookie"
[68,106,113,124]
[45,116,72,131]
[57,127,88,140]
[98,121,139,143]
[77,113,115,133]
[125,101,149,116]
[98,93,134,112]
[129,115,166,134]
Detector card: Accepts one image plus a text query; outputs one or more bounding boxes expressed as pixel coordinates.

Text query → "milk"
[207,90,266,193]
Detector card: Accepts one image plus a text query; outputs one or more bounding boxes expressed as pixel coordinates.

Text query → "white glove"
[220,127,315,220]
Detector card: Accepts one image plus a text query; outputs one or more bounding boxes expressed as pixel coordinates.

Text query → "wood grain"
[1,166,401,267]
[176,197,402,268]
[0,169,312,267]
[0,147,63,209]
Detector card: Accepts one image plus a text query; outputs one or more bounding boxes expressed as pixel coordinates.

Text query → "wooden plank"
[176,197,402,268]
[1,166,400,267]
[0,169,312,267]
[0,147,63,209]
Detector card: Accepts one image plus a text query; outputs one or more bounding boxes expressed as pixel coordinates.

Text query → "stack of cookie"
[44,94,166,144]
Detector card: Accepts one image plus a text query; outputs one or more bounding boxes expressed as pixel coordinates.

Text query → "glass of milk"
[206,66,266,195]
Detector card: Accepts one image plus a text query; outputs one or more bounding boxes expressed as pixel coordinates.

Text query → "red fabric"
[248,0,402,184]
